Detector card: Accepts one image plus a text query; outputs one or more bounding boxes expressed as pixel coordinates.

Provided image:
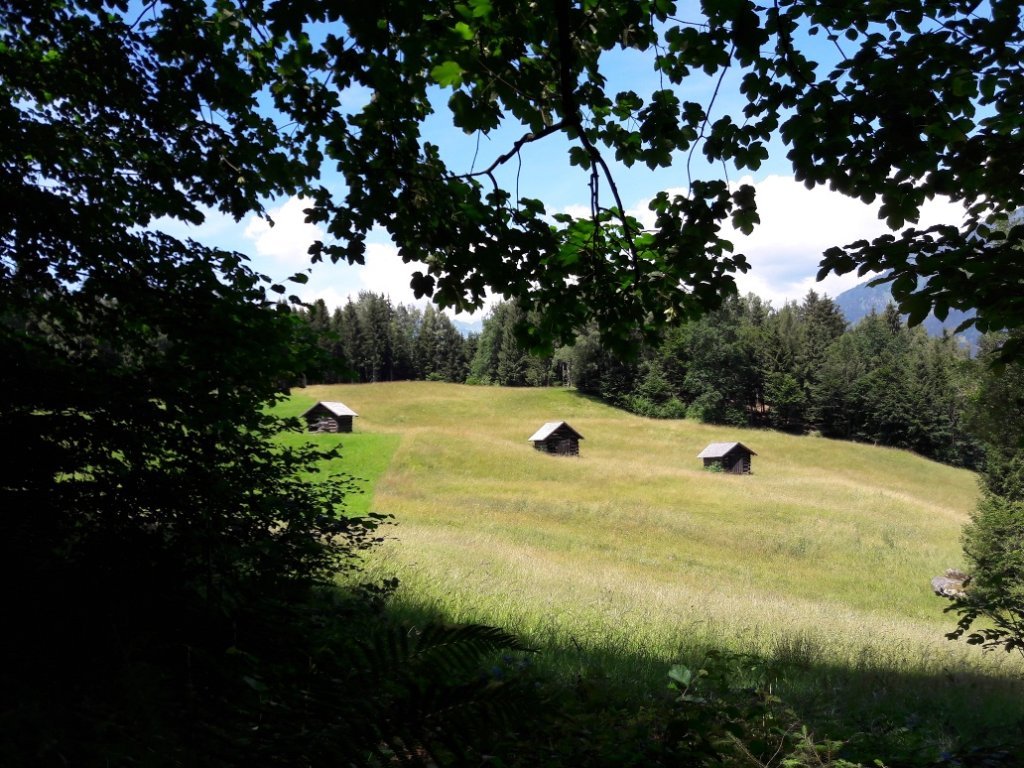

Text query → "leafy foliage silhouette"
[4,0,1024,763]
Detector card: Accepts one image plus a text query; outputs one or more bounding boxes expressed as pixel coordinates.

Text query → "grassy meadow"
[285,381,1024,752]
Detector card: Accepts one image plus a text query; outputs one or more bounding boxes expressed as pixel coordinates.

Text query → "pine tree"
[339,299,365,381]
[434,312,469,382]
[390,303,421,381]
[355,293,394,382]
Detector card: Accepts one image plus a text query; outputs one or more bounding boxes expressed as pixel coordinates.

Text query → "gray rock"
[931,569,971,599]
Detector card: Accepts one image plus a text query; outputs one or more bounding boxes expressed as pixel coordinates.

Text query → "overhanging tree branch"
[455,122,565,185]
[553,0,640,272]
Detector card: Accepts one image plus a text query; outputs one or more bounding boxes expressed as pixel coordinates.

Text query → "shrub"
[947,492,1024,657]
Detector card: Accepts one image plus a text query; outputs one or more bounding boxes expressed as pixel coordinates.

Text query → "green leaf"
[903,295,930,327]
[449,90,475,130]
[951,71,976,98]
[430,60,464,88]
[242,675,269,692]
[568,146,591,167]
[668,664,693,687]
[731,208,759,235]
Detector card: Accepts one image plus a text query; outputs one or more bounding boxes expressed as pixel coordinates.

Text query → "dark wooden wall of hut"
[305,406,353,433]
[702,450,752,474]
[535,437,579,456]
[533,424,580,456]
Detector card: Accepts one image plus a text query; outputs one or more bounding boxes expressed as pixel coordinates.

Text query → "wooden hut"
[697,442,756,474]
[529,421,583,456]
[302,401,358,433]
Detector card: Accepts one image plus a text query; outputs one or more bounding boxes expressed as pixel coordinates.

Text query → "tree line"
[301,290,985,470]
[602,294,980,467]
[289,293,477,384]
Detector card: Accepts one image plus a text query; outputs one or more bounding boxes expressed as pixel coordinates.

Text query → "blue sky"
[162,21,966,322]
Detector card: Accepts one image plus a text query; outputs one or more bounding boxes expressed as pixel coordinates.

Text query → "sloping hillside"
[291,382,1019,696]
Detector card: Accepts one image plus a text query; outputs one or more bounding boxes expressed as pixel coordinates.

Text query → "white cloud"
[155,196,483,318]
[724,175,965,305]
[153,206,242,240]
[280,236,491,324]
[243,196,324,266]
[300,284,352,311]
[358,240,496,324]
[562,203,593,220]
[617,176,966,306]
[241,199,426,313]
[243,178,967,320]
[358,241,420,304]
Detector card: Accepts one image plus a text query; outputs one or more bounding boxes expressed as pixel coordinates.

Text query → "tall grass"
[291,382,1024,751]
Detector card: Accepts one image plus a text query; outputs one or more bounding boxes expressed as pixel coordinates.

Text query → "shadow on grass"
[380,598,1024,766]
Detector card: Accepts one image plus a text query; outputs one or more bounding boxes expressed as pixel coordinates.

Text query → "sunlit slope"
[293,381,986,667]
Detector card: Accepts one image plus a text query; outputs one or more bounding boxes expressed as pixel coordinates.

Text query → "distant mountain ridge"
[451,316,483,337]
[834,276,980,348]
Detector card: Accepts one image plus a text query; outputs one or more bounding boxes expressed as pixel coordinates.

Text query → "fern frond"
[353,622,536,765]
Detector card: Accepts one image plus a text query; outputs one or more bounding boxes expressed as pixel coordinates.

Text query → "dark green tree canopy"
[5,0,1022,356]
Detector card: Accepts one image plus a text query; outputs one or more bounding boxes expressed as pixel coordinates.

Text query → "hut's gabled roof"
[528,421,584,442]
[303,400,358,417]
[697,441,756,459]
